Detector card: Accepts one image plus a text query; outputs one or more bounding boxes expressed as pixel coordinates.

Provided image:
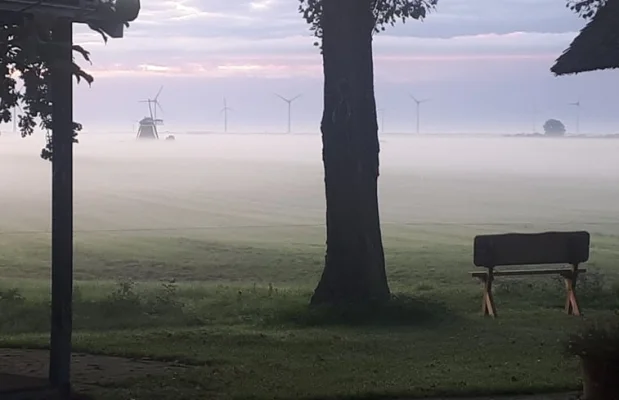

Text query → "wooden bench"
[471,231,590,317]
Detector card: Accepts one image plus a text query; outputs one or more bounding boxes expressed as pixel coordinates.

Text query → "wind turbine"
[139,85,164,123]
[377,108,385,133]
[568,100,581,135]
[220,97,233,133]
[409,94,430,134]
[274,93,301,134]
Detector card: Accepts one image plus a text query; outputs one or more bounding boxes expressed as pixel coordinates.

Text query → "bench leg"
[481,272,497,317]
[564,269,581,316]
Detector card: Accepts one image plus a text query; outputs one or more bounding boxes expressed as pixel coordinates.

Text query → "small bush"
[96,278,143,317]
[0,288,25,304]
[108,278,141,304]
[145,279,182,314]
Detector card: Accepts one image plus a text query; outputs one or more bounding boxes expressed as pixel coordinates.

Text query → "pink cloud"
[83,51,559,82]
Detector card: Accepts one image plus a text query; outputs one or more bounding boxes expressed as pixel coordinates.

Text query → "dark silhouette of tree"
[1,9,134,160]
[566,0,607,19]
[299,0,437,306]
[543,119,566,136]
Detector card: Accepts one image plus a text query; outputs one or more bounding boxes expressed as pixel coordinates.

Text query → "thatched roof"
[551,0,619,75]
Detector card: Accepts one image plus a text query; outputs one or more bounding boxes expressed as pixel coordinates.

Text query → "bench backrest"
[473,231,590,268]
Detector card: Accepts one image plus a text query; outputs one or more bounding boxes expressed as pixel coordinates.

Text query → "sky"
[15,0,619,134]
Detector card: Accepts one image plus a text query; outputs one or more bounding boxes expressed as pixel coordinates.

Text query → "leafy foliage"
[1,0,135,160]
[566,0,607,20]
[298,0,438,46]
[0,14,96,160]
[543,119,566,136]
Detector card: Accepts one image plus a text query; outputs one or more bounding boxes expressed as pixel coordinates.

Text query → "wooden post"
[49,18,74,398]
[564,263,581,316]
[481,266,497,317]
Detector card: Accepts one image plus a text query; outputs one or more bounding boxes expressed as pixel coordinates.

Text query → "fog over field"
[2,134,619,237]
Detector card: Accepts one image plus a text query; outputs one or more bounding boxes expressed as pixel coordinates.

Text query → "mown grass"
[0,255,618,399]
[0,228,618,400]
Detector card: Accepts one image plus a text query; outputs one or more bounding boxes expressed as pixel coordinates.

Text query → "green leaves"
[298,0,438,43]
[1,15,100,160]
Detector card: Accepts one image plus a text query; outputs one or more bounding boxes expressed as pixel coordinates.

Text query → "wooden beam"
[564,264,582,316]
[49,18,74,398]
[471,268,587,278]
[480,267,497,317]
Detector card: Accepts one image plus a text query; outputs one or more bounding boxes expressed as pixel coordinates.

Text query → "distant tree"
[298,0,437,306]
[543,119,567,136]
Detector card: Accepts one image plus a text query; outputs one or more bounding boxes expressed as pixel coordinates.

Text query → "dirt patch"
[0,348,188,392]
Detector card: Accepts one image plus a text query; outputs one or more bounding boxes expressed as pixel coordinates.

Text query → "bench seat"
[471,231,590,317]
[471,267,587,278]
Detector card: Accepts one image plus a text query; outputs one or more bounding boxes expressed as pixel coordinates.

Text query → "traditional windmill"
[136,86,164,140]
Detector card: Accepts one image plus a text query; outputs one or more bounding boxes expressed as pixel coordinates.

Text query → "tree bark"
[311,0,390,306]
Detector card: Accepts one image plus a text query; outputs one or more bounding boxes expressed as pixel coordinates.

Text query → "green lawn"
[1,135,619,399]
[1,229,617,399]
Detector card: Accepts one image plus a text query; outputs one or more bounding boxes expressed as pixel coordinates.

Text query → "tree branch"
[1,2,125,160]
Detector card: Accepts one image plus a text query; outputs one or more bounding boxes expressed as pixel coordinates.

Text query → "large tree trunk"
[311,0,390,306]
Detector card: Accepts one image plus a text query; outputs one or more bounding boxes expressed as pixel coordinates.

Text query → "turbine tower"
[275,93,301,134]
[409,94,430,135]
[569,100,581,135]
[221,97,233,133]
[377,108,385,133]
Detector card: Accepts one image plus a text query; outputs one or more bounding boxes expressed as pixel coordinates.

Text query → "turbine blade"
[274,93,288,102]
[409,93,418,102]
[290,94,302,102]
[155,86,163,100]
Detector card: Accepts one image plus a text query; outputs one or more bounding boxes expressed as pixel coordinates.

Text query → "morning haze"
[2,134,618,235]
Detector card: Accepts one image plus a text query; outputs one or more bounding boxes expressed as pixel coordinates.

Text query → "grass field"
[1,134,618,399]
